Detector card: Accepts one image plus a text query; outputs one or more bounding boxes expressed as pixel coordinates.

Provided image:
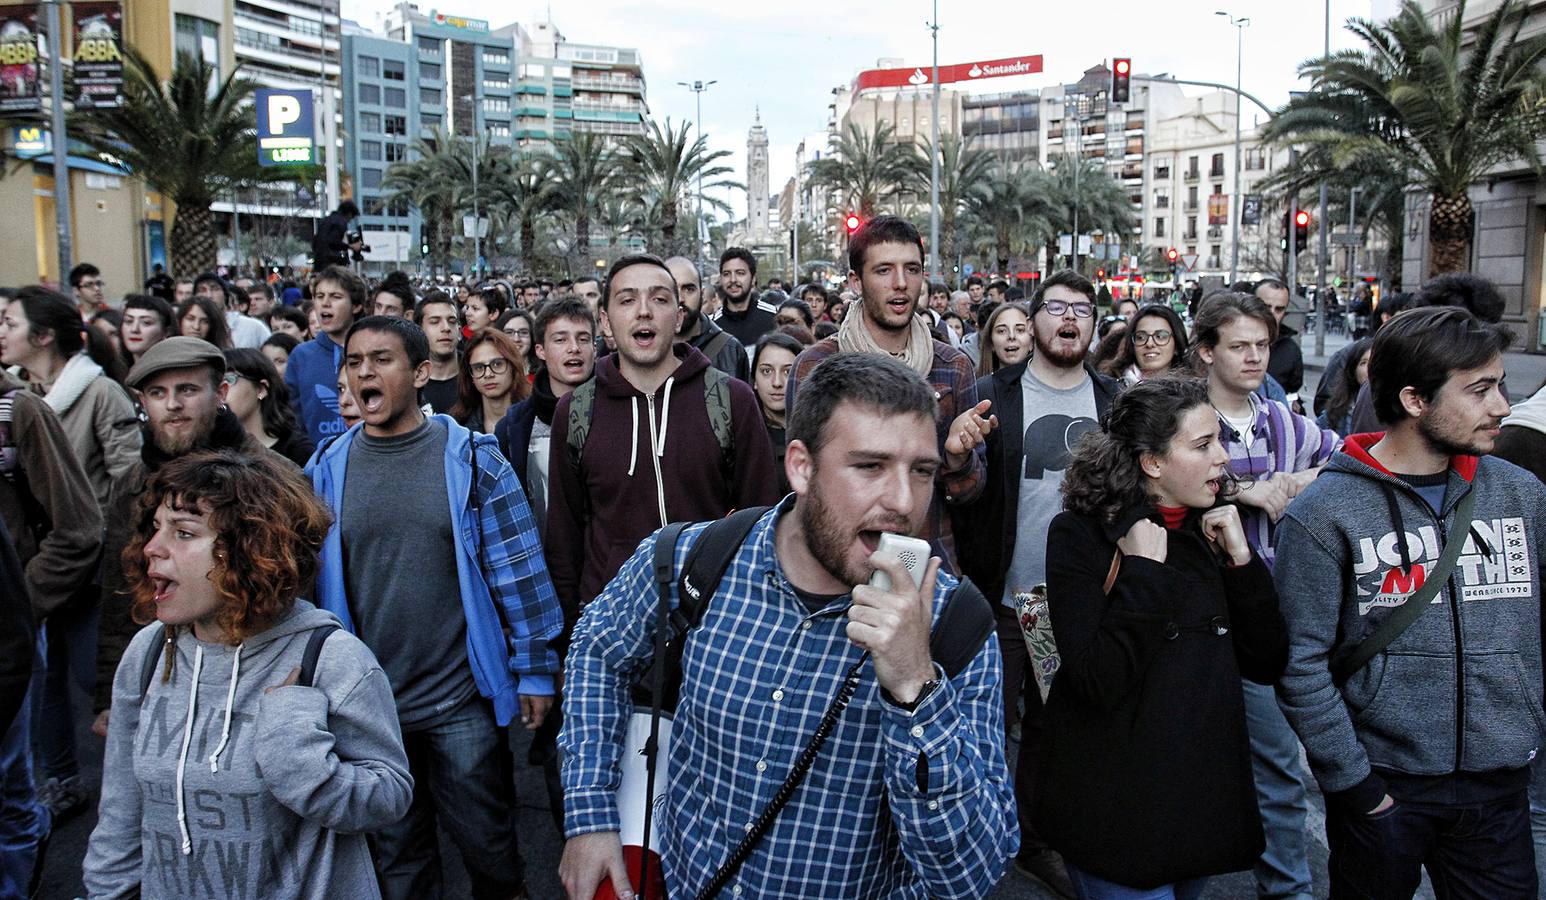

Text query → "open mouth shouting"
[356,386,386,416]
[630,326,660,352]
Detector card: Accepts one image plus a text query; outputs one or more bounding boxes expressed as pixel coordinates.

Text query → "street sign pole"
[46,0,72,282]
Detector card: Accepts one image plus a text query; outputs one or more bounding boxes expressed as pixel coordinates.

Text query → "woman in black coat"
[1034,376,1288,899]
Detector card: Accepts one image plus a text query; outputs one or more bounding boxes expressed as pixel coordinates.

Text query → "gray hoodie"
[1273,433,1546,811]
[84,601,412,899]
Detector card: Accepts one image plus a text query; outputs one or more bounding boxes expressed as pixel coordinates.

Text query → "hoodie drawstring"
[655,376,675,458]
[627,397,640,477]
[175,645,205,855]
[207,644,243,773]
[1380,485,1413,574]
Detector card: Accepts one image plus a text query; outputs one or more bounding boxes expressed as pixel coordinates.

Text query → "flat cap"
[125,336,226,389]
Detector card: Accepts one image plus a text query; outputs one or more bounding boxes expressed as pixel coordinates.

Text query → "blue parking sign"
[256,88,315,167]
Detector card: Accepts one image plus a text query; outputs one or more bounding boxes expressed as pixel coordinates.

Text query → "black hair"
[312,265,368,314]
[1369,306,1513,425]
[1102,303,1190,378]
[988,280,1010,295]
[798,283,827,305]
[470,285,508,318]
[176,295,234,349]
[269,305,308,333]
[1372,291,1417,330]
[414,289,458,322]
[261,332,300,355]
[223,347,299,439]
[752,331,805,375]
[68,262,101,290]
[1062,376,1213,523]
[777,297,813,328]
[928,281,950,297]
[572,275,600,290]
[344,315,431,370]
[12,286,126,382]
[336,200,360,217]
[123,293,176,332]
[193,271,229,305]
[814,321,838,340]
[373,273,417,315]
[965,275,984,289]
[787,352,936,459]
[1005,287,1026,302]
[1031,269,1097,309]
[719,247,758,278]
[601,253,677,310]
[847,215,924,274]
[534,296,596,344]
[1189,291,1277,365]
[1415,273,1506,323]
[1323,337,1373,432]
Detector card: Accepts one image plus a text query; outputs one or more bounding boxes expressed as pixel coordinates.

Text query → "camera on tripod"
[346,229,370,262]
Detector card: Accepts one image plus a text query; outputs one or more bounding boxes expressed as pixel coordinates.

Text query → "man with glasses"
[953,268,1120,898]
[69,263,108,316]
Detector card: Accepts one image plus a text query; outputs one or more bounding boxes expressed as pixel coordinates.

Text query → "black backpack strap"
[299,625,340,688]
[676,506,772,630]
[930,577,996,679]
[700,330,732,363]
[639,521,690,900]
[140,624,171,697]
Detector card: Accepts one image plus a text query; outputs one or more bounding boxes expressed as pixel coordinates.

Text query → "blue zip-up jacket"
[307,415,563,726]
[286,332,347,444]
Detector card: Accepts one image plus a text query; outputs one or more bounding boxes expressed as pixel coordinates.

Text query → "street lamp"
[459,92,482,280]
[1216,11,1250,285]
[676,79,717,259]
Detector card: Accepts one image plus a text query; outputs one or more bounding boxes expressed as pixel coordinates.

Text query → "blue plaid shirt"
[560,503,1017,899]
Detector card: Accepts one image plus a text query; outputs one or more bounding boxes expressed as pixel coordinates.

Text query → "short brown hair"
[125,450,333,647]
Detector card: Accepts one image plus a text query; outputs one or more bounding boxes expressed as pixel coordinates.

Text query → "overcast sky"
[341,0,1396,220]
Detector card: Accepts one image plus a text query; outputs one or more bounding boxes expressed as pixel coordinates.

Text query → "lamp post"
[1315,0,1331,356]
[927,0,941,280]
[458,93,481,280]
[45,0,71,281]
[1216,11,1250,285]
[677,79,717,259]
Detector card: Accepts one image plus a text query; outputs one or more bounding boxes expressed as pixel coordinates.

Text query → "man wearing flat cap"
[91,337,296,736]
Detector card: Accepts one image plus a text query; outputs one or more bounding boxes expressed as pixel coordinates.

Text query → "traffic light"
[1111,58,1131,103]
[1095,268,1106,280]
[421,241,430,256]
[1294,209,1311,254]
[844,213,862,235]
[1165,247,1179,263]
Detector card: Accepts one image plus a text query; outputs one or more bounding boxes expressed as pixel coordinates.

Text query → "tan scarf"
[836,308,935,377]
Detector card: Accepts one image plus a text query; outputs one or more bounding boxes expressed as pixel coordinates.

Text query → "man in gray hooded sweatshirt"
[1274,306,1546,899]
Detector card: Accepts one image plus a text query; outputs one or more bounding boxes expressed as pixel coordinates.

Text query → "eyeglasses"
[504,328,531,340]
[78,279,105,290]
[1040,300,1096,318]
[222,371,259,386]
[470,358,511,378]
[1133,329,1173,346]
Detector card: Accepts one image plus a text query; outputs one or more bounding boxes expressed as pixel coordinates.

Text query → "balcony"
[1209,167,1226,179]
[572,73,644,94]
[1154,166,1170,180]
[1183,169,1200,182]
[1183,201,1199,212]
[1184,230,1199,242]
[1207,226,1224,240]
[1206,256,1223,269]
[571,96,646,115]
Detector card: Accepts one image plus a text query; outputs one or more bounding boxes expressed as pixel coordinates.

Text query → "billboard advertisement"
[72,2,124,109]
[256,88,316,167]
[0,5,41,116]
[854,55,1043,94]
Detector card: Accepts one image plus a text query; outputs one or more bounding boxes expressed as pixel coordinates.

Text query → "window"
[1185,216,1198,239]
[384,115,407,136]
[484,79,509,91]
[359,112,382,133]
[1186,155,1199,176]
[1244,147,1267,171]
[483,51,510,67]
[1154,218,1165,237]
[419,36,440,54]
[519,63,545,78]
[420,87,442,106]
[420,62,441,80]
[360,169,382,190]
[489,123,511,138]
[1154,189,1169,209]
[360,140,382,161]
[384,87,406,107]
[1210,153,1225,177]
[1154,163,1170,180]
[383,59,405,81]
[421,113,442,130]
[357,56,379,78]
[1213,184,1223,197]
[1187,185,1198,207]
[358,84,380,104]
[174,15,220,79]
[385,143,407,163]
[484,97,510,113]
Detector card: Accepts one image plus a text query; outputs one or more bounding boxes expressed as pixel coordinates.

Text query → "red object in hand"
[593,846,667,900]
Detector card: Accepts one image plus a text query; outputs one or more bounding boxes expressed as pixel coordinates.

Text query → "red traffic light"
[1114,59,1130,75]
[1165,247,1179,262]
[844,213,862,234]
[1294,210,1311,227]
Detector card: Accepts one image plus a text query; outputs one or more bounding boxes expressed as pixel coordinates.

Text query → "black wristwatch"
[894,677,943,712]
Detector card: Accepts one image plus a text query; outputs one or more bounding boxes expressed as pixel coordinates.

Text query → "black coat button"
[1211,616,1230,636]
[1163,622,1179,640]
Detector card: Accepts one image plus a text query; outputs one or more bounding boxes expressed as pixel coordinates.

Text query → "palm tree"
[1262,0,1546,276]
[549,131,616,266]
[1042,154,1138,272]
[72,49,284,276]
[622,118,738,255]
[806,121,913,219]
[903,136,995,271]
[382,129,479,276]
[962,164,1057,272]
[485,149,558,269]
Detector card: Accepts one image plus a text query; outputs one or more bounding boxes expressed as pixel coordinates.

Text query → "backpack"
[566,367,736,483]
[140,624,339,697]
[0,388,53,544]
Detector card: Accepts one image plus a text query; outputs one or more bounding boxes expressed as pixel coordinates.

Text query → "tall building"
[962,90,1040,164]
[340,3,648,268]
[746,110,771,242]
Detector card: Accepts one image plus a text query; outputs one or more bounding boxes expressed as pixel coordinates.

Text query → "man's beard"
[678,305,701,336]
[1418,407,1494,458]
[151,404,219,456]
[798,475,912,589]
[1033,328,1087,368]
[722,284,749,305]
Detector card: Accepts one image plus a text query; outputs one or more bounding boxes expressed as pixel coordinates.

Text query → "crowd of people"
[0,213,1544,900]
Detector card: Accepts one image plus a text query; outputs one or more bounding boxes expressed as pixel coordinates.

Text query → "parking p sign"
[256,88,315,167]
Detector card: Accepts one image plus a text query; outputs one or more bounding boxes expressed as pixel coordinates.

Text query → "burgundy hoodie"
[546,343,780,623]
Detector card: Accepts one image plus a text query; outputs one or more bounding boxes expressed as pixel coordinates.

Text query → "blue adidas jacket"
[306,416,563,726]
[286,332,347,445]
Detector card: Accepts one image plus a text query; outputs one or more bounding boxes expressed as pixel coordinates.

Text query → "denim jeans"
[1065,862,1207,900]
[996,603,1049,855]
[370,695,524,900]
[29,597,97,781]
[1242,679,1314,899]
[1325,789,1536,899]
[1529,751,1546,893]
[0,635,48,900]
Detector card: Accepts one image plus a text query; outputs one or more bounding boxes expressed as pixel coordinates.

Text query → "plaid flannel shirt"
[559,503,1017,899]
[785,338,986,569]
[1218,393,1341,569]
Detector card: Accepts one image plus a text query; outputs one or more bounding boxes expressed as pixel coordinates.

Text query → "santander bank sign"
[852,55,1044,93]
